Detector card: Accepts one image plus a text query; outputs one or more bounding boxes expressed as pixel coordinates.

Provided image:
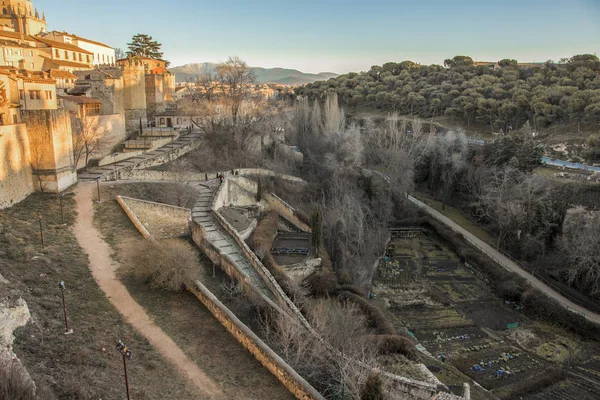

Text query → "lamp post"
[112,153,119,181]
[96,177,101,202]
[58,281,73,334]
[38,214,44,249]
[58,193,65,225]
[116,340,133,400]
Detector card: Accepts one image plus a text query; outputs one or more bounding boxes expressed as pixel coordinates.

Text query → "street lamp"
[95,177,101,202]
[58,193,65,225]
[58,281,73,334]
[37,214,44,249]
[116,340,133,400]
[112,153,119,181]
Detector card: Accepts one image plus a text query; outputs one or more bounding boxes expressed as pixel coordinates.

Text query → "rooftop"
[59,95,102,105]
[49,31,113,49]
[34,37,94,54]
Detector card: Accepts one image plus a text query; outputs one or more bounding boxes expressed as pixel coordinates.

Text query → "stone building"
[71,68,124,115]
[49,68,76,95]
[0,0,47,36]
[43,31,115,66]
[35,36,94,72]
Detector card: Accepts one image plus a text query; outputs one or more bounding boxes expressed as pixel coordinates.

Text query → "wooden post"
[38,214,44,249]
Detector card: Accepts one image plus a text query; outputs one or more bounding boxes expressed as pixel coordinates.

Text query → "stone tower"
[0,0,47,35]
[117,57,148,133]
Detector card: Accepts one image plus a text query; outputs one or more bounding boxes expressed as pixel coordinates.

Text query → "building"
[35,36,94,72]
[0,0,47,36]
[49,68,77,95]
[60,95,101,118]
[44,31,115,66]
[0,39,42,69]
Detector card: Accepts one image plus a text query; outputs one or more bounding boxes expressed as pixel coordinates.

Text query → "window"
[30,62,34,69]
[29,50,33,56]
[45,90,52,100]
[7,48,11,55]
[87,55,90,63]
[16,50,21,56]
[19,90,24,100]
[12,114,17,124]
[160,118,165,125]
[65,51,69,60]
[55,49,59,58]
[29,90,41,100]
[78,53,82,62]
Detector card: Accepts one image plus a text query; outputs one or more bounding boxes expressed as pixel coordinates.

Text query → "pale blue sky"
[35,0,600,73]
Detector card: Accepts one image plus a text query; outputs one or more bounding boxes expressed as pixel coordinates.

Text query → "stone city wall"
[0,124,33,209]
[188,280,325,400]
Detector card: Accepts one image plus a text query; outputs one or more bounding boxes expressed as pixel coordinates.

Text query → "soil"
[73,182,225,399]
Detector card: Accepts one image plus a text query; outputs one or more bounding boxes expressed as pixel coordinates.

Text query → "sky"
[35,0,600,74]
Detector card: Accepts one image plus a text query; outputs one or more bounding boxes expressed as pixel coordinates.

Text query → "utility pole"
[58,281,73,334]
[38,214,44,249]
[116,340,133,400]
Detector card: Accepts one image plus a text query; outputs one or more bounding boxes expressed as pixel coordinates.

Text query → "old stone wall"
[188,280,325,400]
[0,124,33,209]
[21,109,77,192]
[72,114,126,170]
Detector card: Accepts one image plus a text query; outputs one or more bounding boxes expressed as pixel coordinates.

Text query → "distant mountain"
[168,63,338,85]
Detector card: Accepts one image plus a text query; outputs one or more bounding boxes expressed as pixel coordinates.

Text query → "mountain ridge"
[169,63,338,85]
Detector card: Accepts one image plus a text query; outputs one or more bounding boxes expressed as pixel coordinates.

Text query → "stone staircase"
[78,132,201,181]
[188,181,277,303]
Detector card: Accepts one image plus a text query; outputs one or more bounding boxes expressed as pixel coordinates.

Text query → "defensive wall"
[0,124,33,209]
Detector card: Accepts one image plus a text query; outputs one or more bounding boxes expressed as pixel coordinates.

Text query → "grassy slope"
[0,191,197,399]
[93,183,294,400]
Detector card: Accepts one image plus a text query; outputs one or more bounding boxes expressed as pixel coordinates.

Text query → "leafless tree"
[215,56,255,125]
[560,207,600,296]
[72,117,105,170]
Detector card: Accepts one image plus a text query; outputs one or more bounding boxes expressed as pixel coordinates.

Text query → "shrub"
[306,270,339,297]
[124,239,202,292]
[339,291,396,335]
[372,334,417,360]
[360,374,384,400]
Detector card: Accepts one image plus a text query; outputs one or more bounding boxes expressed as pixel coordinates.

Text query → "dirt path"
[408,195,600,325]
[72,182,226,399]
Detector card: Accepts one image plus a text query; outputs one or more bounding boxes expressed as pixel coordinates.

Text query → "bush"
[124,239,202,292]
[306,270,339,297]
[372,334,417,360]
[339,291,396,335]
[360,373,384,400]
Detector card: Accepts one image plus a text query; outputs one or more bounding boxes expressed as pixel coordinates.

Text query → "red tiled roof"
[50,31,113,49]
[34,37,94,54]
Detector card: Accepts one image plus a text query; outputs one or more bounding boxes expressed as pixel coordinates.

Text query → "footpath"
[72,182,226,399]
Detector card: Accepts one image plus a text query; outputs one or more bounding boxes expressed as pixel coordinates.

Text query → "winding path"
[407,195,600,325]
[72,182,226,399]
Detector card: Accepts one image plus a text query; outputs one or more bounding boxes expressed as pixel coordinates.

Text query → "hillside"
[169,63,337,85]
[296,55,600,149]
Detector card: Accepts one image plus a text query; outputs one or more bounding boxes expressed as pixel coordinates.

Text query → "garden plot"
[453,345,550,391]
[526,377,599,400]
[399,304,474,331]
[463,301,522,331]
[417,327,495,358]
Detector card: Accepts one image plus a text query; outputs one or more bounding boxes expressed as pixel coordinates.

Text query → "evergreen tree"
[127,34,166,63]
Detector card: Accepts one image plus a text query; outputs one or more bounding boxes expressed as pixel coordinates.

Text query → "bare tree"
[560,207,600,296]
[215,56,255,125]
[28,129,51,192]
[72,117,105,170]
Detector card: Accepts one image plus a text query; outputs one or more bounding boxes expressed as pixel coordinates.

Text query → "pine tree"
[126,34,166,63]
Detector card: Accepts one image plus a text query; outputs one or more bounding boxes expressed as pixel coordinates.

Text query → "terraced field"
[372,233,600,399]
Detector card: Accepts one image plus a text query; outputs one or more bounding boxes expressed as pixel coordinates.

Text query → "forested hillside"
[296,55,600,134]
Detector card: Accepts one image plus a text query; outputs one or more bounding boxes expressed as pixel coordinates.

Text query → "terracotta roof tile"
[34,37,94,54]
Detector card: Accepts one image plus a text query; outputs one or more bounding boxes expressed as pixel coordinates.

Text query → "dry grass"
[0,192,198,399]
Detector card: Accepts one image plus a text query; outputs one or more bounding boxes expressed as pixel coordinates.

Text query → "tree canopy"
[296,54,600,133]
[126,34,167,64]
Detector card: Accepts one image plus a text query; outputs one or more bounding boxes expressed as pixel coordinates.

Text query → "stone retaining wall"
[116,195,154,240]
[102,138,201,181]
[189,280,325,400]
